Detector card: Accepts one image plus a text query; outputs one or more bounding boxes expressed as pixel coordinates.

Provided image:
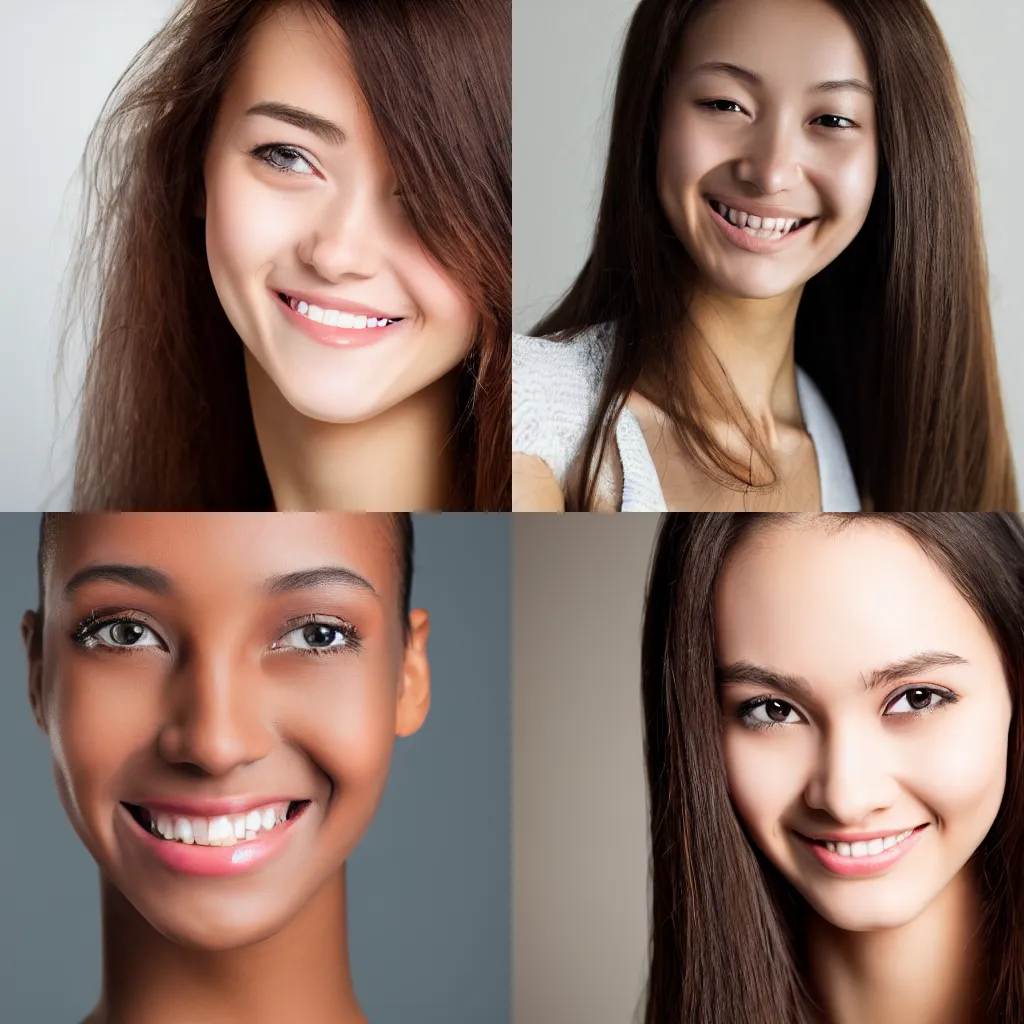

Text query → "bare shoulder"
[512,453,565,511]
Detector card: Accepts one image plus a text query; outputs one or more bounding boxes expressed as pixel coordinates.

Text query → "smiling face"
[202,5,476,424]
[22,513,429,951]
[715,518,1012,932]
[657,0,879,300]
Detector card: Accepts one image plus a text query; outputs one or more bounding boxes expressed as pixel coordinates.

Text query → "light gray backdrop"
[512,0,1024,485]
[0,513,510,1024]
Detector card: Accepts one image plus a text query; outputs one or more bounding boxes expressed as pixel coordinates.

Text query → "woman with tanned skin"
[513,0,1015,512]
[21,513,429,1024]
[641,513,1024,1023]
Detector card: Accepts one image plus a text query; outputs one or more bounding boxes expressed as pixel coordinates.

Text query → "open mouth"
[122,800,311,848]
[276,292,403,330]
[707,198,817,240]
[802,826,923,859]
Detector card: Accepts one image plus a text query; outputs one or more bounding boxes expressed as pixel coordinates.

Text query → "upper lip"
[272,286,402,320]
[707,194,817,222]
[797,825,925,843]
[124,795,306,817]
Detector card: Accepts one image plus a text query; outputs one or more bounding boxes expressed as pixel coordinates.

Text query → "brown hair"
[63,0,510,511]
[534,0,1015,512]
[642,513,1024,1023]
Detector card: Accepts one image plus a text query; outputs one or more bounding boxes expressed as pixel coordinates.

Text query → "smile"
[796,824,930,878]
[272,289,405,349]
[706,197,817,254]
[280,293,401,329]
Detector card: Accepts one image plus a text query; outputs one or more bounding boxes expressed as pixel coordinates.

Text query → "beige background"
[512,514,662,1024]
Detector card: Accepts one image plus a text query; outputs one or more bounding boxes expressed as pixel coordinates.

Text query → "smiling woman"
[23,512,426,1023]
[641,513,1024,1023]
[64,0,510,511]
[512,0,1015,512]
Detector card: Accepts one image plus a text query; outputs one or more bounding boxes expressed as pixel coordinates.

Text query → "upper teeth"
[147,802,292,846]
[288,296,396,328]
[822,829,916,858]
[712,200,805,237]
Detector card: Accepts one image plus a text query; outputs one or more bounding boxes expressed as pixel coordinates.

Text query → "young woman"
[22,512,428,1024]
[64,0,510,511]
[642,513,1024,1023]
[512,0,1015,512]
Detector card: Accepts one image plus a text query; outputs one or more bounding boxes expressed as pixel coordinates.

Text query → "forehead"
[45,513,400,605]
[714,520,997,688]
[680,0,871,84]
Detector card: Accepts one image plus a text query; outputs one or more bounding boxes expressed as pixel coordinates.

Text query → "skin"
[715,518,1008,1024]
[202,5,475,510]
[22,514,431,1024]
[513,0,879,512]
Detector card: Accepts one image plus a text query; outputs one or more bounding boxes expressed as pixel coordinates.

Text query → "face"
[715,519,1012,932]
[22,514,430,951]
[657,0,879,300]
[202,5,476,424]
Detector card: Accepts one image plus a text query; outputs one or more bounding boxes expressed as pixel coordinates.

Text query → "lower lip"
[798,825,929,877]
[119,802,310,878]
[273,290,405,349]
[708,200,815,254]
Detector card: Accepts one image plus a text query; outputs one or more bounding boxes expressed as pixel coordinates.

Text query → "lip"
[706,197,816,255]
[118,800,312,878]
[126,795,304,817]
[270,288,407,349]
[795,824,929,878]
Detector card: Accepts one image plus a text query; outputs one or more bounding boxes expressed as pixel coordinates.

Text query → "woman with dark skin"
[21,513,429,1024]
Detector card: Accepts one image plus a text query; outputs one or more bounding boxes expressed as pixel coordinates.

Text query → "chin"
[142,901,288,951]
[705,269,804,300]
[805,890,928,933]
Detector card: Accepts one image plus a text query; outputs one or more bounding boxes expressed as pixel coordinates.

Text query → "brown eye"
[765,699,793,722]
[885,687,953,716]
[740,697,801,728]
[109,622,146,645]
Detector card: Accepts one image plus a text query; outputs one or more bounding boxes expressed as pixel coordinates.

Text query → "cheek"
[658,114,719,211]
[817,141,878,225]
[399,245,476,347]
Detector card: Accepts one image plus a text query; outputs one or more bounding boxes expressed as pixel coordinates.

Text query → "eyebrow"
[245,101,347,145]
[265,566,377,597]
[64,564,173,598]
[718,651,970,701]
[690,60,874,97]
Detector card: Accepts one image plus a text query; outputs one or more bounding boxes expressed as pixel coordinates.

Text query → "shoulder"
[512,325,614,484]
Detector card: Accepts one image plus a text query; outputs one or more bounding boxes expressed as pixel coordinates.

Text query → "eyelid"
[249,142,320,177]
[882,683,958,714]
[270,613,363,654]
[72,610,168,651]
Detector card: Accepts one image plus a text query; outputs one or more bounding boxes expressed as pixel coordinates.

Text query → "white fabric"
[512,325,861,512]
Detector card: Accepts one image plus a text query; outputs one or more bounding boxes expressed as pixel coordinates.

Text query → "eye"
[812,114,857,130]
[75,617,162,650]
[738,696,803,729]
[884,686,955,716]
[700,99,745,114]
[272,618,361,654]
[250,143,316,176]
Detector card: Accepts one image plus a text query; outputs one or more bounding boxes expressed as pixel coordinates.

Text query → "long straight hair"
[535,0,1015,513]
[64,0,510,510]
[642,513,1024,1023]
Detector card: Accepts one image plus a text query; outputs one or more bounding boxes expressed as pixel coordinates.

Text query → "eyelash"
[71,611,362,657]
[735,686,959,733]
[698,99,858,130]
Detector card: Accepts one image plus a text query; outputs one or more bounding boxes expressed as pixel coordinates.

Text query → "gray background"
[512,514,660,1024]
[0,513,510,1024]
[513,0,1024,486]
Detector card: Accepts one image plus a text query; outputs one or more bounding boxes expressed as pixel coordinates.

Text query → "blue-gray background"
[0,513,510,1024]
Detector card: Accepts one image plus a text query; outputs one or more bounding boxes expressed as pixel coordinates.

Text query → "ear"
[21,610,47,733]
[396,608,430,737]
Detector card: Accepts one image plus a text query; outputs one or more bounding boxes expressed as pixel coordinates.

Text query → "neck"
[805,868,986,1024]
[86,867,364,1024]
[246,352,460,511]
[678,279,805,435]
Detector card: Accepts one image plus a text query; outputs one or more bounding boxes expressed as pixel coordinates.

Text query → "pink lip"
[797,824,929,878]
[271,289,407,349]
[127,795,300,817]
[707,199,815,254]
[118,801,311,878]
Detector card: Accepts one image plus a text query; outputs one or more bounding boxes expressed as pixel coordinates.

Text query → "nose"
[735,113,803,195]
[802,723,899,825]
[157,647,273,776]
[299,185,387,283]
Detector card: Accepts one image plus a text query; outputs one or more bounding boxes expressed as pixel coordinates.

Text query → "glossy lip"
[118,800,312,878]
[127,795,304,817]
[271,288,408,349]
[795,823,929,878]
[706,197,817,255]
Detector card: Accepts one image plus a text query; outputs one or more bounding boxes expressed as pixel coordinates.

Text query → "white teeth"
[141,802,294,847]
[285,295,396,328]
[323,309,340,327]
[762,217,776,231]
[821,829,915,858]
[308,305,325,323]
[297,300,309,314]
[712,201,807,239]
[747,214,762,229]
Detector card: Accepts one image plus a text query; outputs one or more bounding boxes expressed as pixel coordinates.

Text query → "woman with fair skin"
[66,0,510,511]
[22,513,429,1024]
[641,513,1024,1023]
[513,0,1014,512]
